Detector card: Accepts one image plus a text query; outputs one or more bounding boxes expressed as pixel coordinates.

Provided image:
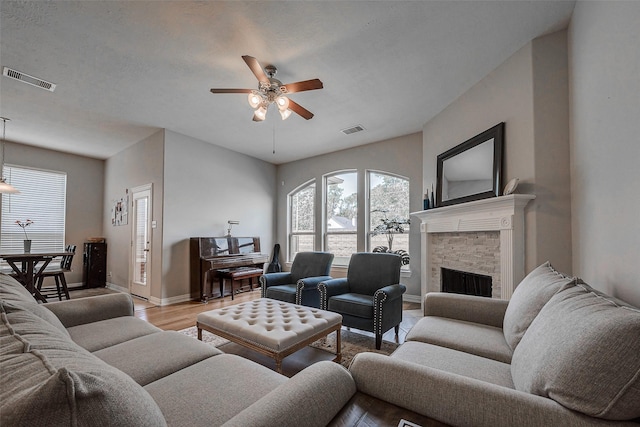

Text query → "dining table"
[1,251,72,303]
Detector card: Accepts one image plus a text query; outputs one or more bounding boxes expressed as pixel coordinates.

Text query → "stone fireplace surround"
[413,194,535,303]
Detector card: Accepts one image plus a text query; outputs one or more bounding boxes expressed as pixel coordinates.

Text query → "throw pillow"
[502,261,574,350]
[0,301,167,427]
[510,282,640,420]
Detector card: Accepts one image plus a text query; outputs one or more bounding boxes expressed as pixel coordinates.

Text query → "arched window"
[287,170,410,267]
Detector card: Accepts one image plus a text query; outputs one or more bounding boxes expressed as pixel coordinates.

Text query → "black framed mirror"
[436,122,504,207]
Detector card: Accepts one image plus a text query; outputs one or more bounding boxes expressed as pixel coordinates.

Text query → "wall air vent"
[3,67,56,92]
[341,125,365,135]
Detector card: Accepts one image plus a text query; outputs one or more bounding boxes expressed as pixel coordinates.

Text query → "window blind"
[1,165,67,254]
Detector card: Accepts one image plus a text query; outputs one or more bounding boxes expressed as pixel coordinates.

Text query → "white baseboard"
[105,281,193,306]
[403,294,422,304]
[106,282,128,293]
[150,293,193,306]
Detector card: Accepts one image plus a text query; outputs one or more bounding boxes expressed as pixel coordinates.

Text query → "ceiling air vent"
[341,125,365,135]
[3,67,56,92]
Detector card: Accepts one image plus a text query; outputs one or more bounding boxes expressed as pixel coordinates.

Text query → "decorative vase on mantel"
[23,240,31,253]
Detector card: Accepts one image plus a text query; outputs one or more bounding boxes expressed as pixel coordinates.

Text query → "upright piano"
[190,237,269,302]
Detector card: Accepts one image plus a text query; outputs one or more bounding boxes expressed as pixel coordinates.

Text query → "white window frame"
[1,164,67,258]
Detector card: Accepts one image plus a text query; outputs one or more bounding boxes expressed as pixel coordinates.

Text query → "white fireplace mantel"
[412,194,535,302]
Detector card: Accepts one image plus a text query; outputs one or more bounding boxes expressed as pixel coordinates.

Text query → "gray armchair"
[260,252,334,308]
[319,252,405,349]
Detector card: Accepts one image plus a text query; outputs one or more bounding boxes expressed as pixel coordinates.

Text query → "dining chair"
[36,244,76,301]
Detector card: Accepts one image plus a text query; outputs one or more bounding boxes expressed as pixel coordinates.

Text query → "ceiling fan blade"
[210,88,252,94]
[242,55,269,84]
[288,99,314,120]
[283,79,324,94]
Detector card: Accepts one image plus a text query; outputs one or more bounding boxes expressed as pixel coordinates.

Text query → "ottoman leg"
[335,328,342,363]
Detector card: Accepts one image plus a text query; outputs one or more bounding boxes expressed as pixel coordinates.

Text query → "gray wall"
[4,142,104,286]
[569,2,640,306]
[103,130,165,301]
[162,130,277,301]
[276,132,423,298]
[422,30,572,278]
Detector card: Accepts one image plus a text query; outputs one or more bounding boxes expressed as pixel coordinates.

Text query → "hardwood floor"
[131,288,422,345]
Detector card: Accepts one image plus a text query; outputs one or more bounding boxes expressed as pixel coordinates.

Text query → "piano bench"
[217,267,264,300]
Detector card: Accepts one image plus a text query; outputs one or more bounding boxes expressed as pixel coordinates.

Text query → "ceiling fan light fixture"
[248,91,262,109]
[254,105,268,121]
[279,108,292,120]
[276,95,290,111]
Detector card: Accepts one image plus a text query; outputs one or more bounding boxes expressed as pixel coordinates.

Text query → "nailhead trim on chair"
[319,283,328,311]
[373,289,388,337]
[295,280,305,306]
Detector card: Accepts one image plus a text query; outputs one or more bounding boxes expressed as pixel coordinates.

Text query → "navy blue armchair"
[260,252,334,308]
[319,252,405,349]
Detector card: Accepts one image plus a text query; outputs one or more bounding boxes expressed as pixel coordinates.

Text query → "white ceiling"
[0,1,575,165]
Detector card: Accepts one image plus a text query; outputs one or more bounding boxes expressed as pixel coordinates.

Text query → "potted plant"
[370,210,410,265]
[16,219,34,253]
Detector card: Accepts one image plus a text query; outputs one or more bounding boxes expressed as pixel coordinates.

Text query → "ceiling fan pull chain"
[273,125,276,155]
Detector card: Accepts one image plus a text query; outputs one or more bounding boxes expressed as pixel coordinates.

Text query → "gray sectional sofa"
[3,261,639,427]
[349,262,640,426]
[0,273,356,427]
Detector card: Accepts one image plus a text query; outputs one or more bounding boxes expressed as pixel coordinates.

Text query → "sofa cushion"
[0,301,167,427]
[94,331,222,386]
[511,282,640,420]
[0,273,69,335]
[145,354,286,427]
[406,316,512,363]
[67,315,162,352]
[391,341,514,388]
[503,261,575,350]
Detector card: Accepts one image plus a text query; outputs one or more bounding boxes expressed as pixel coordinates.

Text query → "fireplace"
[413,194,535,303]
[441,267,492,297]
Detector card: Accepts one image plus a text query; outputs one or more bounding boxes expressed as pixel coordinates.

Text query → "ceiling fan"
[210,55,323,121]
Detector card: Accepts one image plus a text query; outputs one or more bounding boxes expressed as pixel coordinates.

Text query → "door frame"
[129,183,152,299]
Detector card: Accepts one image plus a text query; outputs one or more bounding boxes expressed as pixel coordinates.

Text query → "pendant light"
[0,117,20,194]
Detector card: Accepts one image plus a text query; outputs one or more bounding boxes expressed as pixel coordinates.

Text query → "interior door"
[130,184,152,299]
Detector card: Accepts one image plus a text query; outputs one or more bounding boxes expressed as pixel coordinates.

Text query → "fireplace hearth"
[441,267,492,297]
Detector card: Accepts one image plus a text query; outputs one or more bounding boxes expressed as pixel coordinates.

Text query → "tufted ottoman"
[196,299,342,373]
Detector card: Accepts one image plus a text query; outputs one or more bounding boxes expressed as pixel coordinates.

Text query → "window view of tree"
[326,172,357,265]
[369,172,410,263]
[289,182,315,260]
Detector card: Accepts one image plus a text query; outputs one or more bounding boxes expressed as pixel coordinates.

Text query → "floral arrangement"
[15,219,34,240]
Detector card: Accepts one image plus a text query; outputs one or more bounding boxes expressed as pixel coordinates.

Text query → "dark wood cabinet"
[83,242,107,288]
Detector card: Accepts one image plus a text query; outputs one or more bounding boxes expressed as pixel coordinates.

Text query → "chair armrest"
[43,293,134,328]
[349,353,616,427]
[424,292,508,329]
[296,275,333,291]
[375,284,406,303]
[259,272,293,288]
[222,361,356,427]
[318,278,350,310]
